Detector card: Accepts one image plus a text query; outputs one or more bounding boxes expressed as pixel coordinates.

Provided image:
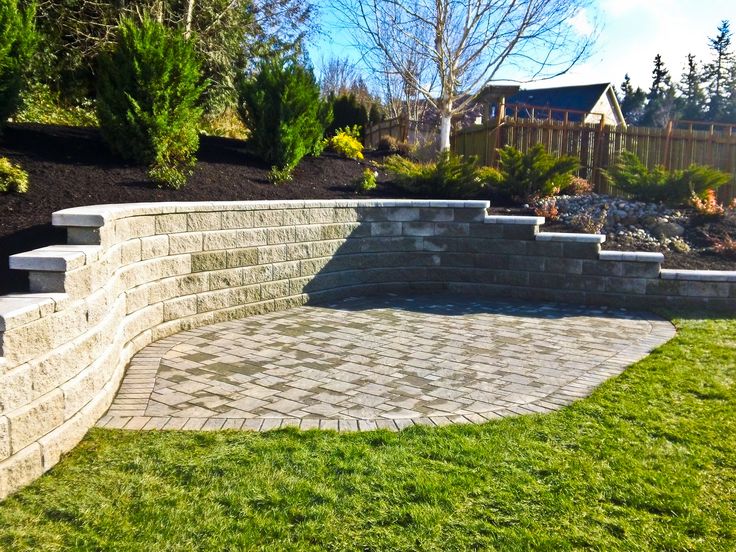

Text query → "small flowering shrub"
[709,234,736,258]
[533,196,559,220]
[560,176,593,196]
[571,206,608,234]
[0,156,29,193]
[328,126,364,160]
[355,167,377,193]
[690,189,725,217]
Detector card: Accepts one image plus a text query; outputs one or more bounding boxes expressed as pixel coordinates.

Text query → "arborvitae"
[238,58,332,175]
[678,54,707,121]
[97,16,206,188]
[619,74,646,125]
[327,93,369,137]
[0,0,36,130]
[704,20,734,122]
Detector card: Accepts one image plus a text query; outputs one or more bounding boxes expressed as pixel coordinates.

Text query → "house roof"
[507,83,612,113]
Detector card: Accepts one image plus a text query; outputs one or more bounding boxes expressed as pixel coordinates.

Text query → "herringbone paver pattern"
[100,295,675,431]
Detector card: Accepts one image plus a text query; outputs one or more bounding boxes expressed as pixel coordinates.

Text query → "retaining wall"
[1,199,734,499]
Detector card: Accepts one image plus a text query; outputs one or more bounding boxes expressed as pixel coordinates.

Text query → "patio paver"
[100,295,675,431]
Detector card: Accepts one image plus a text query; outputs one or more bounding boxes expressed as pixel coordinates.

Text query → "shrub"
[496,144,579,201]
[560,176,593,196]
[15,83,98,127]
[327,94,368,137]
[238,58,332,175]
[0,0,36,130]
[533,197,559,220]
[97,16,205,189]
[603,151,731,205]
[328,125,363,160]
[571,206,608,234]
[709,234,736,258]
[383,152,490,199]
[354,167,377,193]
[0,156,29,193]
[690,189,725,218]
[377,135,413,157]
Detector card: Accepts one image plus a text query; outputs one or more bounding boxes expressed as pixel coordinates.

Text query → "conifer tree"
[678,54,707,120]
[704,20,733,121]
[641,54,678,127]
[0,0,35,130]
[619,74,646,125]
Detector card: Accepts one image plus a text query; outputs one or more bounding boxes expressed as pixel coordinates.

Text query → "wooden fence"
[452,118,736,199]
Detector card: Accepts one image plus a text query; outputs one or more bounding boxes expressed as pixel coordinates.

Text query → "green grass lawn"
[1,314,734,551]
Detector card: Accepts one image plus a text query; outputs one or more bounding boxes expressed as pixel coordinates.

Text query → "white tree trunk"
[439,97,452,151]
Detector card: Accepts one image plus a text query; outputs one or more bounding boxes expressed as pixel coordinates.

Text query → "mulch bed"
[1,123,734,295]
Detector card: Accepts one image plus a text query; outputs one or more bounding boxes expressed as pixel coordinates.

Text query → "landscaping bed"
[1,123,734,294]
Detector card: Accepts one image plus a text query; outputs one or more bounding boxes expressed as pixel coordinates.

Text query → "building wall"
[1,200,734,500]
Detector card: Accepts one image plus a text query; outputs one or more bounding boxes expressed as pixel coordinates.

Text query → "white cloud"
[569,8,595,36]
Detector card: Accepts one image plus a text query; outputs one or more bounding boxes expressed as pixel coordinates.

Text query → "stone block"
[419,208,454,222]
[0,416,8,460]
[125,285,150,314]
[155,214,187,234]
[261,280,290,300]
[140,235,170,260]
[332,207,359,223]
[240,265,273,286]
[604,277,648,295]
[502,224,538,240]
[8,390,64,453]
[434,223,469,237]
[66,226,106,246]
[0,443,43,501]
[267,226,296,245]
[481,239,527,256]
[222,210,254,230]
[192,251,227,272]
[187,212,222,232]
[294,225,323,242]
[258,245,288,264]
[115,217,156,241]
[253,209,284,227]
[209,269,243,291]
[562,242,601,260]
[525,240,563,258]
[385,208,421,222]
[508,255,545,272]
[311,240,347,258]
[361,237,422,253]
[402,222,436,237]
[469,224,504,238]
[543,257,583,275]
[0,365,33,415]
[453,208,486,222]
[582,260,623,277]
[272,261,301,281]
[300,257,330,276]
[163,296,197,322]
[620,262,661,279]
[679,280,730,298]
[371,222,402,237]
[120,239,142,265]
[169,233,203,254]
[203,230,241,251]
[226,248,258,268]
[176,273,210,296]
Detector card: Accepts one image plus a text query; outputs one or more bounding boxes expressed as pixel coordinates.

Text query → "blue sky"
[308,0,735,93]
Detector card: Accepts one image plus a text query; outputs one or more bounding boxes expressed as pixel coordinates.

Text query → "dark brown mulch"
[1,123,734,295]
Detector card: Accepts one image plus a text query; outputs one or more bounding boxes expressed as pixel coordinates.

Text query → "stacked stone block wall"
[0,199,734,499]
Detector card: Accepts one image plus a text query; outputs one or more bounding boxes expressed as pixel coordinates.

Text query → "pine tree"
[641,55,678,127]
[704,20,733,121]
[0,0,36,130]
[678,54,707,120]
[619,74,646,125]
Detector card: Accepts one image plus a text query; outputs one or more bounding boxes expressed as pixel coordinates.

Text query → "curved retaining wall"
[1,199,735,499]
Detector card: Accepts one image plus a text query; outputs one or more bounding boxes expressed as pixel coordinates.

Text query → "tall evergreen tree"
[619,74,646,125]
[703,20,733,121]
[642,54,678,127]
[678,54,707,120]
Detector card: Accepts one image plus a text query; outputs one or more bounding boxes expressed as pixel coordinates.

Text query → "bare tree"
[330,0,595,151]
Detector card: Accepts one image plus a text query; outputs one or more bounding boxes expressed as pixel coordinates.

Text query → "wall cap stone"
[660,269,736,282]
[599,251,664,263]
[52,200,491,228]
[484,215,545,225]
[9,245,102,272]
[536,232,606,244]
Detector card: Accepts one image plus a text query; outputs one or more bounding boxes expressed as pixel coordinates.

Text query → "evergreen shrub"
[604,151,730,205]
[0,0,36,130]
[328,125,363,160]
[97,16,205,189]
[383,152,492,199]
[0,156,29,193]
[496,144,579,201]
[237,59,331,178]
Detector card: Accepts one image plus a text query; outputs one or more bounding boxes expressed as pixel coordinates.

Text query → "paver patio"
[99,295,675,432]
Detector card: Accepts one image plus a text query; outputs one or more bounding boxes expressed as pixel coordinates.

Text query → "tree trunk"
[439,111,452,152]
[184,0,195,37]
